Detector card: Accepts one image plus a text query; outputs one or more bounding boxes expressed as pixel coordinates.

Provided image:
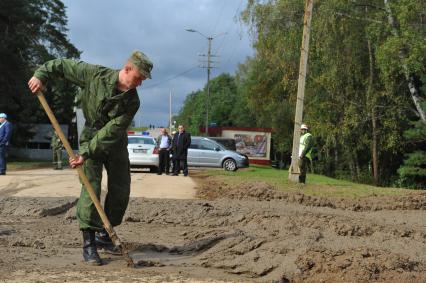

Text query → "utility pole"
[169,90,172,134]
[186,29,226,136]
[288,0,314,183]
[206,37,212,136]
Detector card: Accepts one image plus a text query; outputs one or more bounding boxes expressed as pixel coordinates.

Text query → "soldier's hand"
[28,76,43,93]
[69,155,85,168]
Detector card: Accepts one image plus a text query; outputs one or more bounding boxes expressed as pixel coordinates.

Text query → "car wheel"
[223,158,237,171]
[150,167,158,173]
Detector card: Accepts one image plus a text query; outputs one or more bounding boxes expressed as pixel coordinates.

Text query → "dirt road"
[0,168,196,199]
[0,169,425,282]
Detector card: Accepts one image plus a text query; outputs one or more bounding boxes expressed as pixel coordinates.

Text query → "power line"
[215,0,244,55]
[210,0,227,36]
[141,65,199,90]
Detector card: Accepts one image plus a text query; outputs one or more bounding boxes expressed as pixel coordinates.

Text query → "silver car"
[128,135,159,172]
[187,137,249,171]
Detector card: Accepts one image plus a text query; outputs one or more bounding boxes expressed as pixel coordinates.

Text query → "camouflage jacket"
[50,133,63,151]
[34,59,140,159]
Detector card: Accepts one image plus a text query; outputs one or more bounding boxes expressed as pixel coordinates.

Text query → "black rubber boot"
[82,230,102,265]
[95,229,122,255]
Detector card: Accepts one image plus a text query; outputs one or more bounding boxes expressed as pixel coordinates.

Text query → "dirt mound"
[294,247,424,283]
[197,179,426,211]
[0,197,77,217]
[197,180,280,200]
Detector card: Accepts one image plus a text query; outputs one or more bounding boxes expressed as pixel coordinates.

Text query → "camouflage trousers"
[52,149,62,169]
[76,148,131,231]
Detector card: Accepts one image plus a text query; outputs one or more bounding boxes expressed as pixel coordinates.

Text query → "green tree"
[175,90,205,135]
[397,106,426,189]
[240,0,303,154]
[0,0,80,145]
[239,0,425,187]
[175,73,255,134]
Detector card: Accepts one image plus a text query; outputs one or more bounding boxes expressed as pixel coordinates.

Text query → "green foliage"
[0,0,80,145]
[397,151,426,189]
[129,127,148,132]
[239,0,305,153]
[173,0,425,188]
[174,90,205,135]
[7,160,50,170]
[235,0,426,188]
[394,2,426,187]
[175,73,255,134]
[398,106,426,189]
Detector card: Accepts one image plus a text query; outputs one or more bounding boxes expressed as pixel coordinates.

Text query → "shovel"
[36,91,135,267]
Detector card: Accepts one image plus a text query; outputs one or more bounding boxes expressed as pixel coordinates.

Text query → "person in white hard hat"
[299,123,314,183]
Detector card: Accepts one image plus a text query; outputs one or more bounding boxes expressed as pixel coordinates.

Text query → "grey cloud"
[63,0,253,127]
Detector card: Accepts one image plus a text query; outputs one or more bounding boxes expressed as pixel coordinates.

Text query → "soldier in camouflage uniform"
[28,51,153,266]
[51,131,63,170]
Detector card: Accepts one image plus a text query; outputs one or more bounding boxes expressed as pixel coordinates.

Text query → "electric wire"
[141,65,199,90]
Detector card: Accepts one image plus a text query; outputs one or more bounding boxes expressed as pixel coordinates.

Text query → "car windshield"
[128,137,155,145]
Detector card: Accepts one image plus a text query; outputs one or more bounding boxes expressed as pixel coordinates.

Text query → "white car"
[127,135,159,172]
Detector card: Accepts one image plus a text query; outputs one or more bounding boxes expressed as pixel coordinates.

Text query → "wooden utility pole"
[206,37,212,136]
[288,0,314,182]
[186,29,226,136]
[169,90,172,134]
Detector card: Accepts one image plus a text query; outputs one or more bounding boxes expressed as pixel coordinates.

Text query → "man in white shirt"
[156,128,172,175]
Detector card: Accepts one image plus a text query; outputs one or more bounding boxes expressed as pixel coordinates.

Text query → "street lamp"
[186,28,226,136]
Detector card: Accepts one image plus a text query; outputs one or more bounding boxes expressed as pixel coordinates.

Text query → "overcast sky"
[62,0,254,127]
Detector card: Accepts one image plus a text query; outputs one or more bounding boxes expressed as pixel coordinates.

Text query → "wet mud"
[197,180,426,211]
[0,180,425,282]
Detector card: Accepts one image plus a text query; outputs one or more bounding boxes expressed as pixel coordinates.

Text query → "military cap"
[129,50,153,79]
[0,113,7,118]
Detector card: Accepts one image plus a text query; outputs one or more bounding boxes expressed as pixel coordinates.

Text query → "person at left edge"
[0,113,12,175]
[27,51,153,266]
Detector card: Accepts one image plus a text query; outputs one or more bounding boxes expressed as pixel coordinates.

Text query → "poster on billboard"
[234,133,267,158]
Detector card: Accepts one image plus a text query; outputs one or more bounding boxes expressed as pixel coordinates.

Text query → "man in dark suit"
[0,113,12,175]
[172,125,191,176]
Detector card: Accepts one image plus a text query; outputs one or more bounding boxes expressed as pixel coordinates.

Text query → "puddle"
[0,226,15,236]
[130,249,194,267]
[129,234,234,267]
